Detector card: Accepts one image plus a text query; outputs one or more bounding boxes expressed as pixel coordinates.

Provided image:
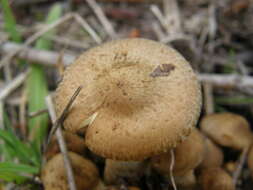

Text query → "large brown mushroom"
[200,112,253,150]
[55,38,202,161]
[41,152,99,190]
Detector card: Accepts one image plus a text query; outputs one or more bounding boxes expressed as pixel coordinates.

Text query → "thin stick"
[232,147,249,185]
[73,13,102,44]
[45,95,77,190]
[28,108,48,118]
[198,74,253,88]
[46,35,91,49]
[1,42,76,66]
[150,5,169,33]
[46,86,82,146]
[170,149,178,190]
[203,82,214,115]
[0,71,29,100]
[0,13,74,69]
[86,0,117,39]
[152,22,166,41]
[0,101,4,129]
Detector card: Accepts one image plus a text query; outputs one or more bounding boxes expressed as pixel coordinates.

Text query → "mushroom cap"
[199,168,235,190]
[41,152,99,190]
[151,128,205,176]
[45,131,86,161]
[199,137,224,169]
[200,112,253,150]
[55,38,202,160]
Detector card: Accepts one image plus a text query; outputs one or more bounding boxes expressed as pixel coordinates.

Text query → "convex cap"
[55,38,202,160]
[41,152,99,190]
[200,112,253,150]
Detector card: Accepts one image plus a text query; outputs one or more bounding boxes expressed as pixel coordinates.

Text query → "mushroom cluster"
[41,38,253,190]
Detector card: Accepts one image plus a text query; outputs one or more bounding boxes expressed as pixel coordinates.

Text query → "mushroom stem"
[104,159,147,185]
[93,180,107,190]
[174,170,196,188]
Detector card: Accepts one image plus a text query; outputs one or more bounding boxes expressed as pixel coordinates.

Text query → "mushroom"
[225,161,237,175]
[41,152,99,190]
[151,128,205,187]
[198,167,235,190]
[200,112,253,150]
[104,159,147,185]
[45,131,86,161]
[55,38,202,161]
[199,137,224,169]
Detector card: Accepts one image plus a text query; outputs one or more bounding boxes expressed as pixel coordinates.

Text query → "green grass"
[222,49,237,74]
[0,0,22,42]
[215,96,253,105]
[0,2,62,184]
[27,3,62,155]
[0,114,40,184]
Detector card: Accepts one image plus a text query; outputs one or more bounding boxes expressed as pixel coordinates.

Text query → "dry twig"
[45,95,77,190]
[0,71,29,100]
[28,109,48,118]
[73,13,102,44]
[0,13,74,69]
[198,74,253,88]
[170,149,177,190]
[46,86,82,146]
[232,147,249,186]
[86,0,117,39]
[1,42,76,66]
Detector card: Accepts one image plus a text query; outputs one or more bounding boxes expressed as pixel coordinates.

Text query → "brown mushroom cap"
[199,137,224,169]
[41,152,99,190]
[200,112,253,150]
[45,131,86,161]
[151,128,205,177]
[55,38,202,160]
[198,168,235,190]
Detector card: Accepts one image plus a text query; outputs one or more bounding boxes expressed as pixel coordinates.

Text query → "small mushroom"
[45,131,86,160]
[198,167,235,190]
[199,137,224,169]
[200,112,253,150]
[104,159,147,185]
[151,128,205,187]
[41,152,99,190]
[55,38,202,160]
[225,161,237,175]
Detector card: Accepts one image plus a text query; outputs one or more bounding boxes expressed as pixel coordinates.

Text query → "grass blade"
[0,0,22,42]
[0,129,38,165]
[0,162,39,174]
[0,172,27,184]
[27,3,62,150]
